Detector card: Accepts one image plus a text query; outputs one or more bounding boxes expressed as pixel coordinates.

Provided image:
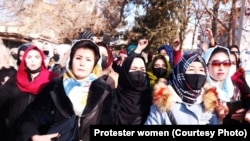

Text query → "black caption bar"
[90,125,250,141]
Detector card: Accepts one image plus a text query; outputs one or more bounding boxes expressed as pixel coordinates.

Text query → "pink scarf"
[16,46,57,95]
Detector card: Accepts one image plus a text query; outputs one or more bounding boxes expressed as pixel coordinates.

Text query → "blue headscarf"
[157,45,174,66]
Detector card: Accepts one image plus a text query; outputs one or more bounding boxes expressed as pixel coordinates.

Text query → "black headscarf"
[114,53,152,125]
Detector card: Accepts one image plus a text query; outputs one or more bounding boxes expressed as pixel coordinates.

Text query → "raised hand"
[134,39,148,54]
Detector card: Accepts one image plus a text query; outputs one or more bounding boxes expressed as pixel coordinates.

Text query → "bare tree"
[200,0,241,46]
[0,0,127,43]
[131,0,191,51]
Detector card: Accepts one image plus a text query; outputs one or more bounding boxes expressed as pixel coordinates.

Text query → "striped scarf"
[169,53,207,104]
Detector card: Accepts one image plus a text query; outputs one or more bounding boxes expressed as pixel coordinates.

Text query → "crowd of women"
[0,35,250,141]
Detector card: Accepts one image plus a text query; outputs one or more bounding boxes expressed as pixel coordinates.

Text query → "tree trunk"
[212,0,220,39]
[228,0,237,46]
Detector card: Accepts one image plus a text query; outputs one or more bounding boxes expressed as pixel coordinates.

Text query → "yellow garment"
[147,54,171,87]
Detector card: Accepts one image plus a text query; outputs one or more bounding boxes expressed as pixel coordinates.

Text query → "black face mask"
[185,74,207,90]
[53,54,60,62]
[101,56,108,69]
[43,50,49,56]
[128,71,146,87]
[153,68,167,78]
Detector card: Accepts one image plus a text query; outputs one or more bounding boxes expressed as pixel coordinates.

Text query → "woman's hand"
[215,101,229,121]
[205,28,214,39]
[134,39,148,54]
[231,108,246,122]
[245,109,250,123]
[31,133,60,141]
[119,53,127,66]
[172,38,180,51]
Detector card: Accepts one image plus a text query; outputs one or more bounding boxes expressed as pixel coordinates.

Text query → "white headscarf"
[203,46,234,102]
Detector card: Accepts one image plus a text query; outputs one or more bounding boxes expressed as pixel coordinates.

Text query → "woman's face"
[159,49,168,56]
[230,54,237,75]
[207,52,231,81]
[19,50,25,62]
[230,47,240,60]
[25,49,42,71]
[185,61,205,75]
[159,50,169,61]
[129,58,146,72]
[154,59,166,69]
[71,48,95,80]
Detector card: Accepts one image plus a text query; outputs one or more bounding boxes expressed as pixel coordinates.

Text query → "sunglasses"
[208,60,231,67]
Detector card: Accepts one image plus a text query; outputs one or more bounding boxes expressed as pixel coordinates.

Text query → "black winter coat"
[0,75,36,129]
[11,76,114,141]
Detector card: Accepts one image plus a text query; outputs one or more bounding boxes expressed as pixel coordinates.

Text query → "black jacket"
[0,75,36,129]
[11,76,114,141]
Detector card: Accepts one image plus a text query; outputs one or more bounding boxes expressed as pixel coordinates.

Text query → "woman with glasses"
[203,46,248,124]
[145,52,221,125]
[203,46,234,101]
[11,40,114,141]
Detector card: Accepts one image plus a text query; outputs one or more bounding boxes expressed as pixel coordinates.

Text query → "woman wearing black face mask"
[147,54,171,87]
[145,52,222,125]
[114,53,153,125]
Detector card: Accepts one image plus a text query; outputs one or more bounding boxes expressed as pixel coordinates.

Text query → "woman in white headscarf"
[203,46,234,102]
[203,46,244,124]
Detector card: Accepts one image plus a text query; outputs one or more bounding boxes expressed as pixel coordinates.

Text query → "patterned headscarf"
[169,52,207,104]
[62,39,101,116]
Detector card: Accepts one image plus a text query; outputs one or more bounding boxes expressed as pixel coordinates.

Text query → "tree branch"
[200,0,229,31]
